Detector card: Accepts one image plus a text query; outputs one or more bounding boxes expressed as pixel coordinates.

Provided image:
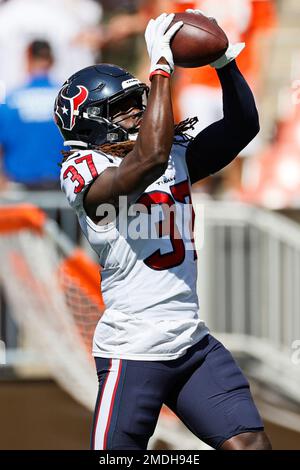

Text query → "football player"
[55,11,272,450]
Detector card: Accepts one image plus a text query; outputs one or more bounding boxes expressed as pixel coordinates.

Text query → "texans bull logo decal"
[55,85,88,131]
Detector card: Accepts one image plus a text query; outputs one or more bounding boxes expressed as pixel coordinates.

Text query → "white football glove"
[145,13,183,75]
[185,9,245,69]
[210,42,246,69]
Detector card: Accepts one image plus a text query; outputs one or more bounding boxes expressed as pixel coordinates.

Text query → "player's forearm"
[132,12,181,172]
[186,61,259,183]
[217,60,260,139]
[134,74,174,167]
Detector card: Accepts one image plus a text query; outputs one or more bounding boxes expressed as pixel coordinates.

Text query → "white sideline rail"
[194,197,300,403]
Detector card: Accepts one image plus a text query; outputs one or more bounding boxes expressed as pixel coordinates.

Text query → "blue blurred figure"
[0,40,63,189]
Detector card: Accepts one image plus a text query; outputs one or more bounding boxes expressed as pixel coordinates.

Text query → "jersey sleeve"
[173,135,191,156]
[60,150,118,210]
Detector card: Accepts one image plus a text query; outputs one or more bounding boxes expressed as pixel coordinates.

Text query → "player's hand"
[210,43,246,69]
[145,13,183,75]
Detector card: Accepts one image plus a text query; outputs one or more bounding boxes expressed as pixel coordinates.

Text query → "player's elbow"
[249,114,260,139]
[137,147,169,171]
[145,155,169,176]
[152,151,171,168]
[245,107,260,140]
[240,112,260,149]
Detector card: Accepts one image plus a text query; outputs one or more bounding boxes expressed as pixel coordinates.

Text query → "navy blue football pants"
[91,334,263,450]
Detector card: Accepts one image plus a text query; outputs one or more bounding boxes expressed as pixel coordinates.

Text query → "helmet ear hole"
[79,129,92,137]
[87,107,101,117]
[86,104,107,119]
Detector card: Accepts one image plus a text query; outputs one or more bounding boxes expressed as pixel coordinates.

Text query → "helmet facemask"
[83,85,148,145]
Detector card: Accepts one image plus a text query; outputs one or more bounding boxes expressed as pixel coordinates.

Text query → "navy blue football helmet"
[54,64,149,148]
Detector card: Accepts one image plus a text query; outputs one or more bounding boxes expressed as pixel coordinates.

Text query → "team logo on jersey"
[55,85,88,131]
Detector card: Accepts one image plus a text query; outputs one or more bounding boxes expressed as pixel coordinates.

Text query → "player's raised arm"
[184,11,259,184]
[84,14,183,217]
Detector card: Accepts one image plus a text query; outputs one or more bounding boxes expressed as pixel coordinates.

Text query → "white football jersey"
[60,138,209,361]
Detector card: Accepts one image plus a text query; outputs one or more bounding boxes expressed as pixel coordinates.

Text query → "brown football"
[168,12,229,68]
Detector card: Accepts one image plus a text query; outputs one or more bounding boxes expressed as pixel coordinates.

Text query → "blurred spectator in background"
[0,0,103,91]
[0,40,63,190]
[239,84,300,209]
[76,0,173,80]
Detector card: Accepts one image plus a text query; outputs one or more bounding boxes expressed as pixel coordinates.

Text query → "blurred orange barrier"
[174,1,196,12]
[0,204,45,234]
[0,203,105,355]
[59,248,104,308]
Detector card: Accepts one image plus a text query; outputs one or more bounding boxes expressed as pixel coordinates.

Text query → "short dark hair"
[27,40,53,61]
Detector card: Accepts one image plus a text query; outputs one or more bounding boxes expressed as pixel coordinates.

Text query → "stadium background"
[0,0,300,450]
